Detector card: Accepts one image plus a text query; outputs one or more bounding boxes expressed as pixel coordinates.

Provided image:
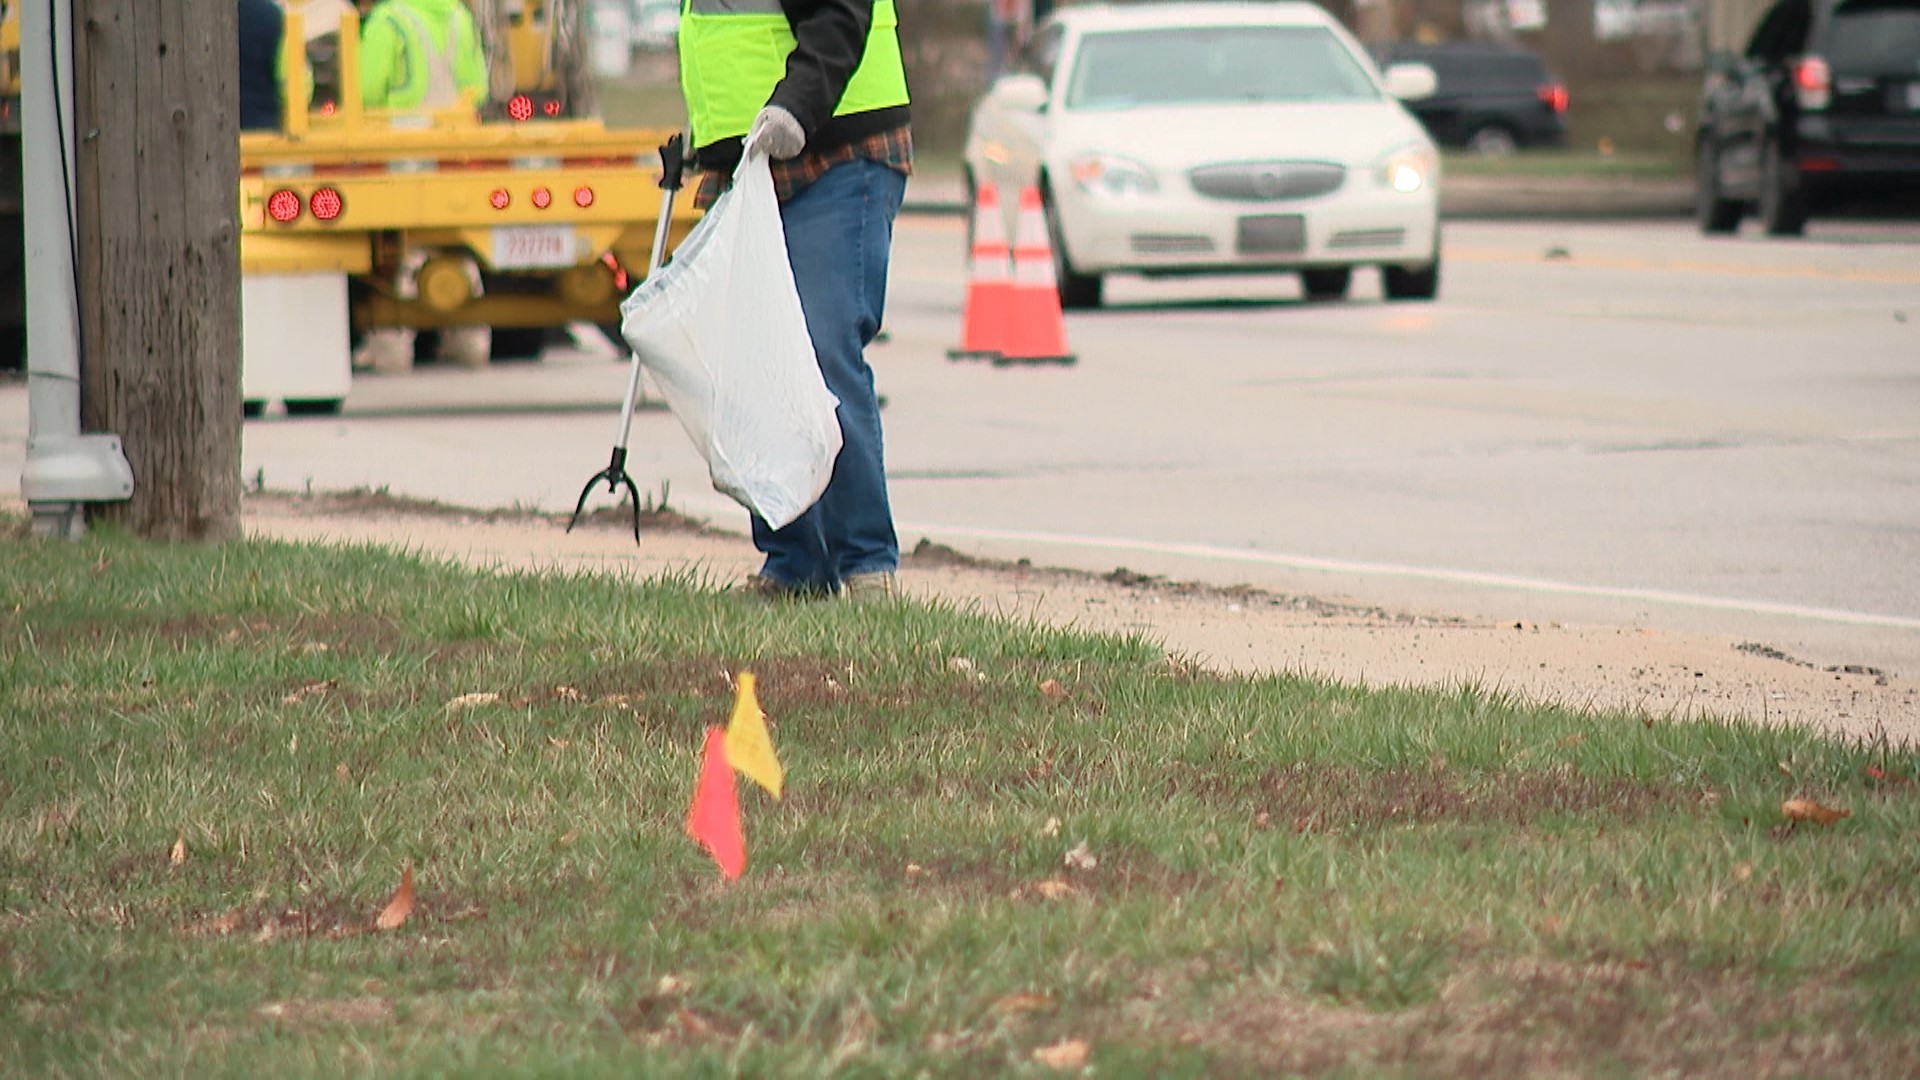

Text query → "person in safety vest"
[238,0,287,132]
[350,0,493,372]
[683,0,913,602]
[359,0,487,111]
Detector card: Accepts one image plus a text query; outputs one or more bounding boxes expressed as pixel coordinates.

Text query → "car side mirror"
[992,73,1050,113]
[1382,62,1439,102]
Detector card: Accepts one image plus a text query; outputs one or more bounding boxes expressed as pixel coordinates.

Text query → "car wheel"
[1382,252,1440,302]
[1300,268,1352,301]
[489,326,552,361]
[283,398,345,417]
[597,322,629,357]
[1758,138,1809,237]
[1041,184,1103,310]
[1694,141,1743,235]
[1467,124,1519,157]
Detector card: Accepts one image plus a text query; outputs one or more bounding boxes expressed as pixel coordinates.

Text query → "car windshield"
[1064,26,1381,110]
[1827,0,1920,75]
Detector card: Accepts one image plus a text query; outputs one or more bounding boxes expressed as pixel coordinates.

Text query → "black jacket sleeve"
[769,0,874,136]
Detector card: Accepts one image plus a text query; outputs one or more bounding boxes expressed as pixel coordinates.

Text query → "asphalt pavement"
[4,215,1916,692]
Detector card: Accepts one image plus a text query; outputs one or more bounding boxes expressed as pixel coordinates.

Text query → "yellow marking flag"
[723,672,784,799]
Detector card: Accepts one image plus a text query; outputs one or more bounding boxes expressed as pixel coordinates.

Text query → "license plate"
[492,225,576,269]
[1236,214,1306,255]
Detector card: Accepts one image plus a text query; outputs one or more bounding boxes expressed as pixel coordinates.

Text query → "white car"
[963,2,1444,308]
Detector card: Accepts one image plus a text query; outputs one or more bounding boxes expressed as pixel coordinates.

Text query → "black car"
[1371,41,1569,155]
[1695,0,1920,235]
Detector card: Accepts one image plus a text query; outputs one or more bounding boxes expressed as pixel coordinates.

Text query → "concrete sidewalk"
[902,172,1694,220]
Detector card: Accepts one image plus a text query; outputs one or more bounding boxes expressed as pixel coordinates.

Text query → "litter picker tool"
[566,133,687,542]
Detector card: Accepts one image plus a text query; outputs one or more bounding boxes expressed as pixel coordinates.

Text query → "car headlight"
[1067,153,1158,198]
[1375,141,1439,194]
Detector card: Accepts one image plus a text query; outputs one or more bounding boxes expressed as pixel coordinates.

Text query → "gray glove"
[746,105,805,161]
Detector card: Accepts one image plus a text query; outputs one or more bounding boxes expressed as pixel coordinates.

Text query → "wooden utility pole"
[72,0,242,541]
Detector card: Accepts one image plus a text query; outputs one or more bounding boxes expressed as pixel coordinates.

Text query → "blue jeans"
[751,158,907,591]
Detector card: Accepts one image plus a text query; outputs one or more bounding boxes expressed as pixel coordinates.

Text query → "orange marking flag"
[723,672,784,800]
[686,727,746,879]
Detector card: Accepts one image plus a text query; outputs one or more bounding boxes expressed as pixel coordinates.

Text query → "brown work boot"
[839,571,898,603]
[733,574,823,603]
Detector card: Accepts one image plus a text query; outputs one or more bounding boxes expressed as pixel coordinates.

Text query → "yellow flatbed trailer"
[242,8,694,349]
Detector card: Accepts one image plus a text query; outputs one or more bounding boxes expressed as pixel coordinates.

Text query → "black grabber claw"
[566,446,642,541]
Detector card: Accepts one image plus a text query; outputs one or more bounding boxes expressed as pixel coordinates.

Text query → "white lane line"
[903,520,1920,631]
[670,491,1920,631]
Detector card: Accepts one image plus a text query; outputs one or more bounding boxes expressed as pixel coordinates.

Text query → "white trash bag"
[618,153,842,530]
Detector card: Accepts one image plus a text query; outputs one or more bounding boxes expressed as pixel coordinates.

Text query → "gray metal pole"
[20,0,134,538]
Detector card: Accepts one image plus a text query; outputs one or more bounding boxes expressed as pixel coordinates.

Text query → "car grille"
[1328,228,1408,250]
[1131,234,1215,255]
[1189,162,1346,202]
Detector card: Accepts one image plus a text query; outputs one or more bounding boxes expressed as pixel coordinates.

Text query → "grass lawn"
[3,523,1917,1076]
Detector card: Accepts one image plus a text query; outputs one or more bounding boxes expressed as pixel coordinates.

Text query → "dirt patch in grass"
[1174,956,1915,1078]
[1183,762,1679,833]
[251,489,715,537]
[255,995,396,1028]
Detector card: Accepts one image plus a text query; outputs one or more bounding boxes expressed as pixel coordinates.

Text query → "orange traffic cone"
[947,181,1013,362]
[997,185,1076,366]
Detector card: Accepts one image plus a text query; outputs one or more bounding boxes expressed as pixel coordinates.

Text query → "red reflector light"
[308,187,344,221]
[1800,157,1840,172]
[531,187,552,210]
[490,188,510,210]
[267,189,302,224]
[508,94,535,122]
[1537,83,1569,114]
[319,100,337,116]
[574,186,594,208]
[543,99,563,117]
[1793,57,1832,110]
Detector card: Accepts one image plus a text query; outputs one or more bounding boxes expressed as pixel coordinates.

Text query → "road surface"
[4,217,1917,676]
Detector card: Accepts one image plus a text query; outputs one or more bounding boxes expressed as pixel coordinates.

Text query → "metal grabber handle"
[567,133,688,541]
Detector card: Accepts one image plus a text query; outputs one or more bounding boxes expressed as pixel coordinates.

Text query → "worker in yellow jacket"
[359,0,487,111]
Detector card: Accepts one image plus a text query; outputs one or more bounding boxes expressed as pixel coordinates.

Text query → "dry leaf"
[1063,842,1097,872]
[169,834,187,866]
[547,737,573,750]
[1776,761,1796,778]
[1034,879,1076,900]
[210,908,244,935]
[445,692,502,710]
[554,685,586,702]
[374,864,415,930]
[1865,765,1911,786]
[282,679,336,705]
[1032,1038,1091,1070]
[1733,861,1754,882]
[992,992,1053,1016]
[1782,798,1849,826]
[905,863,925,878]
[558,829,580,847]
[1039,679,1067,701]
[1041,817,1061,837]
[674,1007,716,1038]
[336,762,351,780]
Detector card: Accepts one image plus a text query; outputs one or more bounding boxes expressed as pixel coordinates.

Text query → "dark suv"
[1695,0,1920,235]
[1370,41,1569,155]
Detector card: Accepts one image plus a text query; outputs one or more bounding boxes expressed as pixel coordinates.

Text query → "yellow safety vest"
[677,0,909,149]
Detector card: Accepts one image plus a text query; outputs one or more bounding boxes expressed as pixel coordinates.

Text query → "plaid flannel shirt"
[695,125,914,210]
